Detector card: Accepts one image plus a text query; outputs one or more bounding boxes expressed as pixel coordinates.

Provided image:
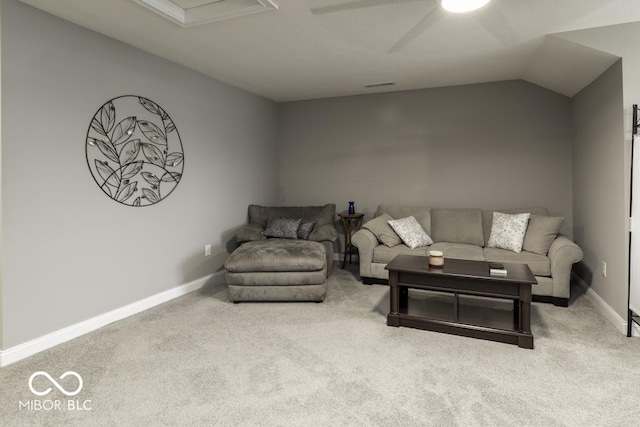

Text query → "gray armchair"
[234,204,338,275]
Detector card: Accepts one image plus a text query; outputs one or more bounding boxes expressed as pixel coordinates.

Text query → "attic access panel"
[131,0,278,27]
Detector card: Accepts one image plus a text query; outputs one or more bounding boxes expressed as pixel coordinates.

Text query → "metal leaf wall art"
[86,96,184,206]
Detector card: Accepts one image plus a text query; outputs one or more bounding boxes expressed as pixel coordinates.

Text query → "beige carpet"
[1,264,640,426]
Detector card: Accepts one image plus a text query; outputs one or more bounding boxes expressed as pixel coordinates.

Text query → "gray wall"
[571,62,627,317]
[557,24,640,320]
[278,80,574,236]
[1,0,279,348]
[0,1,3,351]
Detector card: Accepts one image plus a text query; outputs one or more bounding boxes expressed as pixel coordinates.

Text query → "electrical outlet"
[205,244,211,257]
[602,261,607,278]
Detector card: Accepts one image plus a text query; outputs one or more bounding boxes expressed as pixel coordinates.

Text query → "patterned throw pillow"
[297,221,315,240]
[263,218,302,239]
[487,212,531,253]
[362,213,402,247]
[388,216,434,249]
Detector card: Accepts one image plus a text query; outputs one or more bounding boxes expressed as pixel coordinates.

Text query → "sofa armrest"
[548,235,584,299]
[235,223,266,244]
[309,224,338,242]
[352,228,379,278]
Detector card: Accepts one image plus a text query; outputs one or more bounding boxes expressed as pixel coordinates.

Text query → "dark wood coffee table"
[385,255,537,349]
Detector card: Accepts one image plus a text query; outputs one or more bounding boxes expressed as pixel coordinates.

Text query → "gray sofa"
[225,204,338,302]
[352,205,583,306]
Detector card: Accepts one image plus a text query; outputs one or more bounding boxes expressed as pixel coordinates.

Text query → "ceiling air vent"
[363,82,396,88]
[131,0,278,27]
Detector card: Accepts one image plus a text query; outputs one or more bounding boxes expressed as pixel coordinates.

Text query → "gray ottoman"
[225,239,327,303]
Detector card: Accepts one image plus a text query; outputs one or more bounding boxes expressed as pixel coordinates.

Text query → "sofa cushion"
[429,242,485,261]
[483,207,549,247]
[263,218,302,239]
[376,205,431,234]
[363,213,402,247]
[522,215,564,255]
[484,247,550,276]
[388,216,433,249]
[225,239,326,273]
[430,209,484,246]
[248,204,335,228]
[373,244,429,264]
[487,212,530,253]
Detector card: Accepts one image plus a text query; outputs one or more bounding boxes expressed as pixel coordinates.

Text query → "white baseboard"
[0,271,225,368]
[572,273,637,336]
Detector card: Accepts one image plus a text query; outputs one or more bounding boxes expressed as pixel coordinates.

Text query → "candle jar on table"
[428,250,444,267]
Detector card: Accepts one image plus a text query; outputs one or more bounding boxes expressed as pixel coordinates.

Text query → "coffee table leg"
[387,271,400,327]
[399,286,408,310]
[518,284,533,349]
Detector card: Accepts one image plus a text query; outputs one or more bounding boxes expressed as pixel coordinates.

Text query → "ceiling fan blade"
[310,0,423,15]
[472,3,518,45]
[388,4,444,53]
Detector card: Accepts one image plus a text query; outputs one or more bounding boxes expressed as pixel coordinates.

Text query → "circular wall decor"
[86,95,184,206]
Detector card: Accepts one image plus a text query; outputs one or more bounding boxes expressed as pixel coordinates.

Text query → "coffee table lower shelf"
[387,293,533,349]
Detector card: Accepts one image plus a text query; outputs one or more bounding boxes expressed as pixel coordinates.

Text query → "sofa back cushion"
[375,205,431,234]
[482,207,549,247]
[522,214,564,255]
[363,213,403,247]
[430,208,484,246]
[248,204,336,228]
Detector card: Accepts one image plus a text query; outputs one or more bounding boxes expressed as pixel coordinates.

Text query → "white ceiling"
[16,0,640,102]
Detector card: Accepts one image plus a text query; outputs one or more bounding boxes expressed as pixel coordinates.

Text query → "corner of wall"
[0,0,5,352]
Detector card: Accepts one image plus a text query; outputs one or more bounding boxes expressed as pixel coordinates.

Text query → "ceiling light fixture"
[441,0,490,13]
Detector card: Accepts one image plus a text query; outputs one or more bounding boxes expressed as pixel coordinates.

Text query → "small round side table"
[338,212,365,269]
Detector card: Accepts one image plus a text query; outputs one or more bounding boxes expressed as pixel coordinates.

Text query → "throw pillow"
[297,221,315,240]
[362,213,402,247]
[522,215,564,255]
[235,223,267,244]
[309,224,338,242]
[487,212,531,253]
[248,204,336,227]
[263,218,302,239]
[388,216,433,249]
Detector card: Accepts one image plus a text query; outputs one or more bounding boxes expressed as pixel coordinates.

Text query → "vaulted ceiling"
[17,0,640,101]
